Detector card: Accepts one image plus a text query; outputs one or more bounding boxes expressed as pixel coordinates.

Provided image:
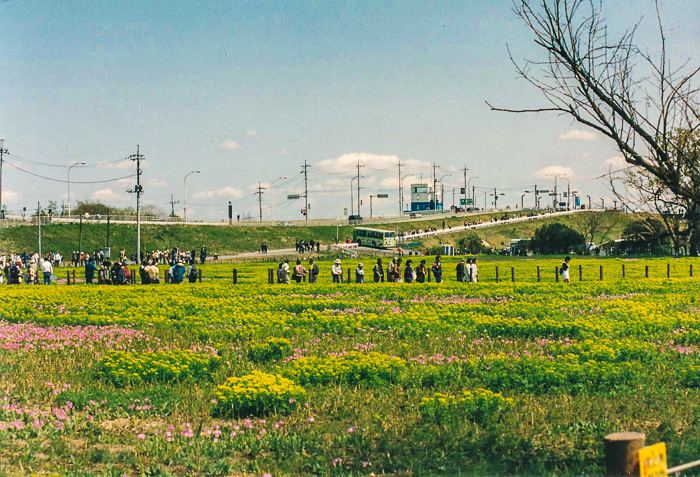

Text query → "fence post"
[347,268,351,284]
[555,266,559,282]
[537,265,541,283]
[600,265,604,281]
[645,266,649,278]
[511,267,515,282]
[691,264,694,278]
[604,432,645,477]
[232,268,238,284]
[72,270,76,285]
[622,264,626,279]
[164,269,170,284]
[198,269,202,283]
[667,263,671,278]
[495,266,499,283]
[67,271,71,285]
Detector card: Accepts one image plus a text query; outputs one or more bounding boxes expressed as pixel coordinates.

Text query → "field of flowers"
[1,257,700,476]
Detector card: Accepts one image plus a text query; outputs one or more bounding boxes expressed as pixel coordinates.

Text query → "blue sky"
[1,0,698,220]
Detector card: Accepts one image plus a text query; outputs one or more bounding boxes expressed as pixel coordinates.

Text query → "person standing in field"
[386,258,397,283]
[561,256,571,283]
[85,257,98,284]
[431,256,443,283]
[355,262,365,283]
[281,260,291,284]
[404,259,415,283]
[471,258,479,283]
[416,259,427,283]
[293,259,306,283]
[308,258,319,283]
[373,258,384,283]
[395,258,403,283]
[456,259,466,282]
[331,259,343,283]
[40,257,53,285]
[98,261,112,285]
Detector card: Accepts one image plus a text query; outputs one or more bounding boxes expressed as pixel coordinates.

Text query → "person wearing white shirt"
[40,258,53,285]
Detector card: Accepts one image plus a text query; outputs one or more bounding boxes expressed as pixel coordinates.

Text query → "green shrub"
[284,351,406,386]
[247,337,293,362]
[419,388,513,424]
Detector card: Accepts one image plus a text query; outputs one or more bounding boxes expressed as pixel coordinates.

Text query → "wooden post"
[578,264,582,281]
[495,266,499,283]
[555,266,559,282]
[232,269,238,284]
[604,432,645,477]
[622,264,625,279]
[347,268,351,284]
[645,266,649,278]
[667,263,671,278]
[72,270,76,285]
[198,269,202,283]
[67,271,71,285]
[164,269,170,284]
[600,265,604,281]
[268,269,274,284]
[537,265,541,283]
[691,264,694,278]
[511,267,515,282]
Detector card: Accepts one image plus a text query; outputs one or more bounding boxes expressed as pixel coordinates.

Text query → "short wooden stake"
[578,265,582,281]
[67,271,71,285]
[622,264,626,279]
[555,266,559,282]
[72,270,76,285]
[495,266,499,283]
[537,265,541,283]
[604,432,645,477]
[645,266,649,278]
[600,265,604,281]
[232,269,238,284]
[347,268,351,284]
[511,267,515,282]
[427,268,431,282]
[667,263,671,278]
[691,264,694,278]
[198,269,202,283]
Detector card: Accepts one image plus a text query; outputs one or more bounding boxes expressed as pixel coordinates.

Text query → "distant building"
[410,183,442,211]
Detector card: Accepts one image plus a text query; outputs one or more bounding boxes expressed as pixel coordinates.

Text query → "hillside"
[0,211,631,255]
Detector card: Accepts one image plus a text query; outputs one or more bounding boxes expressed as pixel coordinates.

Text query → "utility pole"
[169,194,179,218]
[302,160,310,225]
[0,140,7,218]
[37,201,42,257]
[432,162,440,211]
[106,213,111,258]
[356,161,365,217]
[473,185,476,209]
[397,161,405,216]
[255,182,266,222]
[128,145,145,263]
[461,166,468,212]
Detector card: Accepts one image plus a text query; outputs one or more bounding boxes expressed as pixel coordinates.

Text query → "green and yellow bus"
[353,227,396,248]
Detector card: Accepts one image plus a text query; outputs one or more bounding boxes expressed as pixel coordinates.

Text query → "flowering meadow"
[1,258,700,475]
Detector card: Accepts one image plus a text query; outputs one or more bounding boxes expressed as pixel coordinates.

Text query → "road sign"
[287,194,301,200]
[539,189,550,193]
[377,194,389,198]
[460,198,473,205]
[639,443,667,477]
[343,208,348,216]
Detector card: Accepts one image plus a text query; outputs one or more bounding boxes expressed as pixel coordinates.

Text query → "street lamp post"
[438,174,451,212]
[560,177,571,210]
[467,176,479,210]
[67,162,86,218]
[401,173,414,215]
[546,173,566,210]
[521,194,526,209]
[350,176,363,216]
[183,170,200,223]
[270,176,288,223]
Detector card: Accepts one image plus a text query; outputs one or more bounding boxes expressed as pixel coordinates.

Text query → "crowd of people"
[272,255,481,285]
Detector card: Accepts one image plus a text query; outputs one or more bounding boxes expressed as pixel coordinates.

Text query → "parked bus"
[353,227,396,248]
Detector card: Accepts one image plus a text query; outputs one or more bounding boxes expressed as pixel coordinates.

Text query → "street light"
[520,194,526,209]
[467,176,479,210]
[350,175,363,216]
[546,173,566,209]
[560,177,571,210]
[183,170,200,223]
[67,162,86,218]
[270,176,288,222]
[438,174,451,211]
[401,173,414,216]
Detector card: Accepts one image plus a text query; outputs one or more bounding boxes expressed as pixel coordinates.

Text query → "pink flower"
[307,417,315,422]
[136,433,146,440]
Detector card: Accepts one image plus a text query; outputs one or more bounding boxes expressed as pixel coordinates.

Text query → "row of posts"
[62,264,694,285]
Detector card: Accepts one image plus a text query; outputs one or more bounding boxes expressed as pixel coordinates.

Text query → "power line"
[3,160,137,184]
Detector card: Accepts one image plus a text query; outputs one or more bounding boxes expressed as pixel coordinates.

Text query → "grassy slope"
[0,211,632,255]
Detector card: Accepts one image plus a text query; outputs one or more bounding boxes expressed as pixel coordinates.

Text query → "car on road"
[348,215,364,225]
[409,212,422,219]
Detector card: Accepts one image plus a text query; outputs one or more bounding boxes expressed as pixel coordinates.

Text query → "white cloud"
[1,190,20,202]
[148,178,167,187]
[245,130,258,137]
[533,165,575,180]
[605,156,627,169]
[316,152,431,174]
[558,129,597,141]
[219,139,241,151]
[90,188,122,202]
[193,187,244,200]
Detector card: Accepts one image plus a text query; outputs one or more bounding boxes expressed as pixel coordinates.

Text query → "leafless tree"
[488,0,699,253]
